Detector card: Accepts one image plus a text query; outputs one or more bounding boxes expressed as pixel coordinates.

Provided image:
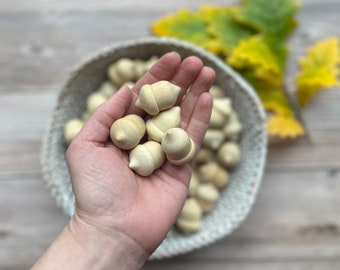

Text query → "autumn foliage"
[151,0,340,139]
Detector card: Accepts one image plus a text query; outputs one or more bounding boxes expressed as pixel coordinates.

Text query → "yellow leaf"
[267,114,305,138]
[151,9,212,49]
[296,37,340,106]
[241,70,294,116]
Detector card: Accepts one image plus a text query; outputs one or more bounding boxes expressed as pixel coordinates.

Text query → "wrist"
[68,213,150,270]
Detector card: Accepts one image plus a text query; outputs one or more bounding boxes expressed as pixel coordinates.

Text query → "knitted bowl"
[41,37,267,259]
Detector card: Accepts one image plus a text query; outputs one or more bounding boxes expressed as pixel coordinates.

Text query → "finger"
[170,56,203,103]
[157,92,213,185]
[127,54,204,116]
[127,52,181,114]
[76,85,132,145]
[185,92,213,150]
[180,66,215,129]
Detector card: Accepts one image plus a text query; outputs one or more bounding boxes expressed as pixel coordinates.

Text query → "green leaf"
[199,5,254,56]
[151,9,212,49]
[296,37,340,106]
[228,35,286,86]
[231,0,300,40]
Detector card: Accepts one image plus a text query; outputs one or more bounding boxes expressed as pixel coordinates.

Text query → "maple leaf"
[151,9,212,50]
[199,5,254,56]
[231,0,300,41]
[267,114,305,138]
[228,35,287,87]
[296,37,340,106]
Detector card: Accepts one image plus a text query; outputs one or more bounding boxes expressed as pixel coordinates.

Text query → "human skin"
[32,52,215,270]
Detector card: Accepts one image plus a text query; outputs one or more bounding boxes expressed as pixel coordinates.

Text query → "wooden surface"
[1,0,340,269]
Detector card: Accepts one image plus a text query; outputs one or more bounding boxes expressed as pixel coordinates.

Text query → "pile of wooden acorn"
[63,56,242,235]
[110,80,196,176]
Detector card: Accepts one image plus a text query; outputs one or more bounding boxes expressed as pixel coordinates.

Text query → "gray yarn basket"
[41,37,267,259]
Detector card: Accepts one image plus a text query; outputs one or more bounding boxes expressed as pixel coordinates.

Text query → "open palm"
[66,52,215,255]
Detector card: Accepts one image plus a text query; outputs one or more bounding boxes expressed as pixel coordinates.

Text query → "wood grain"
[0,0,339,269]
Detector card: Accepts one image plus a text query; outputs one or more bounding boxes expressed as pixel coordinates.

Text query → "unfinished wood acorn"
[176,198,202,234]
[97,80,118,98]
[86,91,108,114]
[198,161,230,189]
[209,85,225,98]
[146,106,181,142]
[224,112,243,141]
[135,80,181,115]
[196,183,220,213]
[161,128,196,166]
[195,147,215,165]
[217,141,241,169]
[107,58,137,86]
[202,129,226,150]
[110,114,145,150]
[189,172,200,197]
[128,141,165,176]
[64,118,84,145]
[209,97,232,128]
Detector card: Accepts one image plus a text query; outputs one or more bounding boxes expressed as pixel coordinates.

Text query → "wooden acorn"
[209,85,225,98]
[195,147,215,165]
[209,97,232,128]
[217,141,241,169]
[146,106,181,142]
[86,91,108,114]
[224,112,243,141]
[176,198,202,234]
[202,129,226,150]
[63,118,84,145]
[135,80,181,115]
[133,56,158,79]
[110,114,146,150]
[198,161,230,189]
[196,183,220,213]
[144,56,159,70]
[133,59,148,80]
[128,141,165,176]
[107,58,137,86]
[161,128,196,166]
[97,80,118,98]
[189,172,200,197]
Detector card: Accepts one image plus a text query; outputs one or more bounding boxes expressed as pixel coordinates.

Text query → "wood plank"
[1,0,340,269]
[0,177,69,269]
[0,92,56,141]
[0,141,41,174]
[0,0,237,11]
[1,168,339,268]
[143,261,340,270]
[1,91,339,173]
[0,0,336,11]
[1,1,340,91]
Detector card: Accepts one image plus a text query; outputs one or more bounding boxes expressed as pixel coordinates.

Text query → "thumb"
[76,85,132,144]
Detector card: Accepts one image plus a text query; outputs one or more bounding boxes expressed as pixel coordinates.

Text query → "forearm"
[31,215,149,270]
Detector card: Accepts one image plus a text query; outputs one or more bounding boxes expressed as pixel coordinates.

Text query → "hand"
[33,52,215,269]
